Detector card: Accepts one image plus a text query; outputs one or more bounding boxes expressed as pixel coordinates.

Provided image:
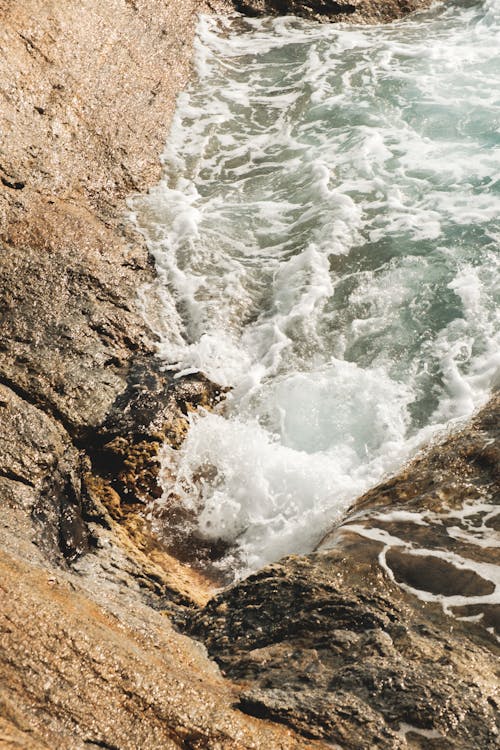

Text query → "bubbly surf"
[131,0,500,579]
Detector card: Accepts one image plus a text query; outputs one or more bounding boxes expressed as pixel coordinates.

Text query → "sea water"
[131,0,500,578]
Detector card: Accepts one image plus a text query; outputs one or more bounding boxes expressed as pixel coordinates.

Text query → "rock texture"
[0,1,320,747]
[231,0,433,24]
[1,0,499,749]
[186,393,500,749]
[1,550,326,750]
[0,0,231,569]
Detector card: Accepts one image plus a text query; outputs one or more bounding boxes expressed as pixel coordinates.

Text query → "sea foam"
[132,0,500,578]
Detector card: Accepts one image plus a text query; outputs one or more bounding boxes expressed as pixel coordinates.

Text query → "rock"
[0,550,324,750]
[1,0,498,748]
[0,0,231,575]
[0,382,88,564]
[186,394,500,749]
[231,0,433,24]
[0,0,217,435]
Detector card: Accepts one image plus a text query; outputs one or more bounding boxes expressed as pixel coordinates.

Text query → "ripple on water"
[132,0,500,579]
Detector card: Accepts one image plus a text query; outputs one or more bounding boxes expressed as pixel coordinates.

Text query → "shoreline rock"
[0,0,233,575]
[186,393,500,749]
[2,2,308,746]
[232,0,433,24]
[1,0,498,748]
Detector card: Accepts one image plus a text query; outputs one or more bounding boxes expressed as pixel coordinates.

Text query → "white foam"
[379,542,500,616]
[397,723,444,741]
[325,521,500,624]
[132,0,500,577]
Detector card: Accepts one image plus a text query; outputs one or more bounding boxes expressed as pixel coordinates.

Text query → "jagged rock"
[98,356,225,445]
[1,0,498,748]
[231,0,433,24]
[186,394,500,749]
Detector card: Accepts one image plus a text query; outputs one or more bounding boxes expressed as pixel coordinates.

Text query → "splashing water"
[131,0,500,579]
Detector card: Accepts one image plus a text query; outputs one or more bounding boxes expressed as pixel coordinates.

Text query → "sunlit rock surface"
[0,0,498,748]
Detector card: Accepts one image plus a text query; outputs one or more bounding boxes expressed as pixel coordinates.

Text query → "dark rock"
[97,355,225,447]
[186,394,500,749]
[231,0,433,24]
[0,382,88,565]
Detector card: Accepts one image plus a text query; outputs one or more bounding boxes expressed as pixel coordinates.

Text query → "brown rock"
[0,0,230,570]
[0,0,226,434]
[0,550,326,750]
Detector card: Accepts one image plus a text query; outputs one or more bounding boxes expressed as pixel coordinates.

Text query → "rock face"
[231,0,433,24]
[0,0,229,565]
[186,394,500,749]
[1,0,499,749]
[1,550,324,750]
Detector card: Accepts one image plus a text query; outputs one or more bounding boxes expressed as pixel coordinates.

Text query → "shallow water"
[132,0,500,579]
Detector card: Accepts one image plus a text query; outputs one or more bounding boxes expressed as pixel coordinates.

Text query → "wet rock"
[231,0,433,24]
[0,0,231,438]
[98,357,224,444]
[0,0,230,577]
[385,547,495,598]
[1,0,498,748]
[188,555,499,748]
[0,382,88,564]
[186,394,500,749]
[86,355,224,514]
[76,356,229,597]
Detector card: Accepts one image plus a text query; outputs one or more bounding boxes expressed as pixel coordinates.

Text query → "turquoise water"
[133,0,500,577]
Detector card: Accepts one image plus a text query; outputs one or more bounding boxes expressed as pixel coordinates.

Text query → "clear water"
[131,0,500,579]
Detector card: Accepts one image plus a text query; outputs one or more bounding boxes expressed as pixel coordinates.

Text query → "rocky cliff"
[0,1,498,749]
